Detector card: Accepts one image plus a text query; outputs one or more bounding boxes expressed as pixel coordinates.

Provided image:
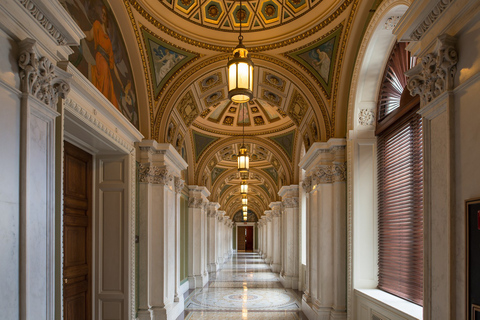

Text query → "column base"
[208,262,219,272]
[271,263,281,272]
[148,298,184,320]
[265,257,272,264]
[262,253,267,259]
[137,309,150,320]
[280,273,299,289]
[301,301,346,320]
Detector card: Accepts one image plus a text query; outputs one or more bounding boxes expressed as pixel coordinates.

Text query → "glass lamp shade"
[242,197,248,205]
[243,211,247,217]
[237,145,249,173]
[243,216,247,221]
[242,205,248,212]
[228,44,254,103]
[240,181,248,194]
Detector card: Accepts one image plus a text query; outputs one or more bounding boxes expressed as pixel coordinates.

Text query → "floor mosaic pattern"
[179,252,307,319]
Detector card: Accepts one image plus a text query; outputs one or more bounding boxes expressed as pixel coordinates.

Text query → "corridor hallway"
[179,253,307,319]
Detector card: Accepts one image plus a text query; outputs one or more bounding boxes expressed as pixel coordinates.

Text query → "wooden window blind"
[377,109,423,305]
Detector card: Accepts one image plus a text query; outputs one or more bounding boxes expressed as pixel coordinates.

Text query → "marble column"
[258,220,263,255]
[279,185,300,289]
[137,141,188,320]
[405,35,458,320]
[261,216,268,259]
[299,139,347,320]
[188,186,210,288]
[207,202,220,272]
[224,217,233,257]
[265,211,273,264]
[216,211,226,265]
[17,39,70,320]
[269,202,282,272]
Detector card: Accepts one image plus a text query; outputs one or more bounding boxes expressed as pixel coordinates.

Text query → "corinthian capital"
[406,35,457,105]
[311,163,346,184]
[18,39,70,107]
[138,164,173,185]
[283,197,299,208]
[174,177,185,193]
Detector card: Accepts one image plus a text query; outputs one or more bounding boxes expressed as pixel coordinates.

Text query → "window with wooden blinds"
[377,109,423,305]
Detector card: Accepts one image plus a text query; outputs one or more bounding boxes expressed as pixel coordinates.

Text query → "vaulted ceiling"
[62,0,376,218]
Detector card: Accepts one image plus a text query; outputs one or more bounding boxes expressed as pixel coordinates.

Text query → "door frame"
[234,222,256,252]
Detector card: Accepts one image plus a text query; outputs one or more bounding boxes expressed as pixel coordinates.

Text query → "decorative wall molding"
[358,109,375,126]
[18,0,68,45]
[311,163,347,184]
[129,152,137,319]
[64,99,134,153]
[138,164,173,185]
[406,35,458,105]
[188,197,205,208]
[18,39,70,107]
[383,16,401,30]
[410,0,454,40]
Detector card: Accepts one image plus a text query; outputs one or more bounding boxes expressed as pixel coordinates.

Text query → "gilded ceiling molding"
[125,2,156,135]
[191,121,295,136]
[127,0,355,52]
[193,135,293,184]
[330,0,359,138]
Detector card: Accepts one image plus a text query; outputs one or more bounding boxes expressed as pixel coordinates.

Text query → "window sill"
[355,289,423,320]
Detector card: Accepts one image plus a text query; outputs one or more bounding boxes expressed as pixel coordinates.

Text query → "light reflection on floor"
[178,252,307,320]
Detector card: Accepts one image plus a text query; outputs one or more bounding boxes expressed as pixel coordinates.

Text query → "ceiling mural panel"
[268,130,296,162]
[62,0,139,128]
[262,167,278,184]
[285,24,342,98]
[192,129,220,161]
[211,167,227,183]
[142,26,199,98]
[177,91,200,127]
[287,90,307,127]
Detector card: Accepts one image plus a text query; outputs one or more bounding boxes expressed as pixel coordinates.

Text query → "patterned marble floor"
[177,252,307,320]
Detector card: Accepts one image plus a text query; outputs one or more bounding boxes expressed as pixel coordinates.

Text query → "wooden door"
[63,142,92,320]
[245,226,254,251]
[237,226,246,251]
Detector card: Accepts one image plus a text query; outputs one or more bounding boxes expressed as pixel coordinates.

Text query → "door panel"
[245,227,254,251]
[237,226,246,251]
[63,141,92,320]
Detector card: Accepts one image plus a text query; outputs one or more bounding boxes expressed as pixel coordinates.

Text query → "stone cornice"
[406,35,457,106]
[409,0,454,41]
[18,38,70,108]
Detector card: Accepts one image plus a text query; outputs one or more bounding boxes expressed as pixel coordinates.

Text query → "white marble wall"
[207,202,220,272]
[269,202,282,272]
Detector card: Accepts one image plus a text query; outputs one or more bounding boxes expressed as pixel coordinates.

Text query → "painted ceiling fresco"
[111,0,361,217]
[159,0,326,31]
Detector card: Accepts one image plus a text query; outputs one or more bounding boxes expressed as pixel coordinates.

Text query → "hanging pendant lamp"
[227,0,254,103]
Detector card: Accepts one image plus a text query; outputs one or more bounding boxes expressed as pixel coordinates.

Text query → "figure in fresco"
[60,0,139,128]
[313,48,331,81]
[153,47,185,85]
[83,5,125,110]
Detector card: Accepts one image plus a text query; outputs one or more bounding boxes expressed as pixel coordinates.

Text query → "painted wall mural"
[61,0,139,128]
[285,25,342,97]
[142,27,198,98]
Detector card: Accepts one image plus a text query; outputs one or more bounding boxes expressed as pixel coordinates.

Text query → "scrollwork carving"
[188,197,205,209]
[358,109,375,126]
[283,197,299,208]
[410,0,453,41]
[174,177,185,193]
[18,41,70,107]
[302,176,313,193]
[407,36,457,105]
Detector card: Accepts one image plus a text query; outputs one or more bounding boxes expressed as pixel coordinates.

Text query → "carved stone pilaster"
[18,39,70,107]
[310,163,346,185]
[138,164,173,185]
[406,35,458,105]
[174,177,184,194]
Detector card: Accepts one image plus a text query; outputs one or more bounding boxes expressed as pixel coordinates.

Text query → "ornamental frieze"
[311,163,347,184]
[283,197,299,208]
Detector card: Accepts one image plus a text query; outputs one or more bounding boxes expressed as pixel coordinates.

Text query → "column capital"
[174,177,185,193]
[299,138,346,175]
[188,185,210,209]
[18,38,71,108]
[264,210,273,221]
[138,164,173,186]
[207,202,220,217]
[279,185,299,208]
[216,210,225,221]
[269,202,282,217]
[137,140,188,178]
[406,34,457,106]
